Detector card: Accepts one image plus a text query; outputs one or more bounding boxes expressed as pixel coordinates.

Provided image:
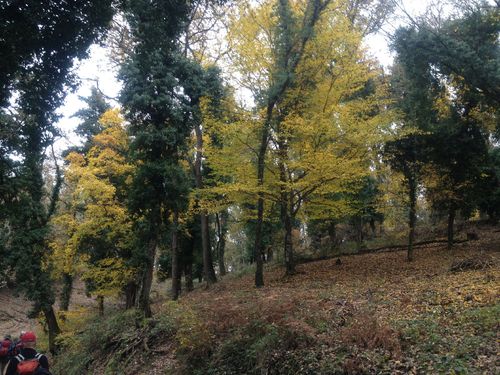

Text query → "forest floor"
[46,223,500,374]
[0,278,96,340]
[161,224,499,374]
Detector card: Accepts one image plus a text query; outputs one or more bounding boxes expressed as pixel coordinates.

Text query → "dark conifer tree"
[0,0,114,352]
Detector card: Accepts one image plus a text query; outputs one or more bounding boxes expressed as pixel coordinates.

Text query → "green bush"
[52,309,176,375]
[193,322,315,375]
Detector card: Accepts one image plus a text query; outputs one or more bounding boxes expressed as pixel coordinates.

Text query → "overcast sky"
[54,0,432,153]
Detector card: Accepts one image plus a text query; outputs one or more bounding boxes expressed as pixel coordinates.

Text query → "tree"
[71,87,112,154]
[50,109,136,314]
[182,65,225,286]
[181,1,232,285]
[120,0,200,309]
[390,2,498,251]
[0,0,114,352]
[206,0,393,282]
[478,147,500,223]
[384,134,428,260]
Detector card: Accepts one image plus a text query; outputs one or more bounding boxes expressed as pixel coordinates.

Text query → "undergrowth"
[52,308,177,375]
[51,234,499,375]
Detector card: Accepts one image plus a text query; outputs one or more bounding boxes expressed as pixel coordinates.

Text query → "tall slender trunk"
[124,281,137,309]
[266,246,273,262]
[283,208,295,275]
[194,123,217,284]
[97,295,104,316]
[200,214,216,283]
[328,221,336,246]
[408,176,417,262]
[171,211,181,300]
[279,146,295,275]
[254,194,265,287]
[354,217,364,251]
[184,262,194,292]
[216,212,227,276]
[218,231,227,276]
[447,208,455,250]
[254,108,272,288]
[369,218,376,236]
[43,307,60,354]
[139,230,158,317]
[253,0,328,287]
[60,273,73,311]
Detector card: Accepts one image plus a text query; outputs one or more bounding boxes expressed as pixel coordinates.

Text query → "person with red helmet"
[0,335,13,374]
[5,331,50,375]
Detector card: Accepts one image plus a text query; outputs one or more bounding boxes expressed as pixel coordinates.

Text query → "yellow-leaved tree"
[203,0,394,282]
[50,109,136,314]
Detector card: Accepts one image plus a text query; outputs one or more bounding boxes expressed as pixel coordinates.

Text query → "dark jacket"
[5,348,49,375]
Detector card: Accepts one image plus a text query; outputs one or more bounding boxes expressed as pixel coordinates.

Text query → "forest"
[0,0,499,374]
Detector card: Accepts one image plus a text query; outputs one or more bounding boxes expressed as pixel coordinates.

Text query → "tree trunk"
[43,306,61,355]
[59,273,73,311]
[408,176,417,262]
[194,123,217,284]
[447,208,455,249]
[171,211,181,300]
[218,233,227,276]
[266,246,273,262]
[97,295,104,316]
[216,212,227,276]
[254,108,271,288]
[253,0,326,287]
[369,218,376,236]
[184,262,194,292]
[254,195,265,288]
[139,231,158,317]
[283,209,295,275]
[124,281,137,309]
[200,214,216,283]
[354,217,364,251]
[327,221,336,247]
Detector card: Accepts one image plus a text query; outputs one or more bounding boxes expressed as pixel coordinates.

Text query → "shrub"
[340,314,401,358]
[52,309,176,375]
[197,322,312,375]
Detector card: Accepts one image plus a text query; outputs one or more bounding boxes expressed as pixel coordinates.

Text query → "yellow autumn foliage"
[50,109,135,297]
[201,0,395,221]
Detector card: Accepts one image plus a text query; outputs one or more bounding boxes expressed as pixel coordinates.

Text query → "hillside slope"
[54,225,499,374]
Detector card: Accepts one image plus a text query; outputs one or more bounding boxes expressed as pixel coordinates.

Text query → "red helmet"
[21,331,36,343]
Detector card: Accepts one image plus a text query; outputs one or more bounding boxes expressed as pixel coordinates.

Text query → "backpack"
[0,339,11,357]
[8,341,21,357]
[15,353,42,375]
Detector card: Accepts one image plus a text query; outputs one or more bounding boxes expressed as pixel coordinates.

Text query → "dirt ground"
[0,279,97,339]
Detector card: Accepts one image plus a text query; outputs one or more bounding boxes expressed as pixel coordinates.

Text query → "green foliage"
[396,303,500,374]
[390,3,499,219]
[65,87,112,156]
[193,322,312,375]
[119,1,199,304]
[52,309,176,375]
[478,147,500,222]
[0,2,115,339]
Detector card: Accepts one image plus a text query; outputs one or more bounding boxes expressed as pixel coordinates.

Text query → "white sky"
[54,0,432,153]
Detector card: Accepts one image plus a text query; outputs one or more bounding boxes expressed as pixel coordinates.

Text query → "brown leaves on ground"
[162,224,499,373]
[183,231,498,330]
